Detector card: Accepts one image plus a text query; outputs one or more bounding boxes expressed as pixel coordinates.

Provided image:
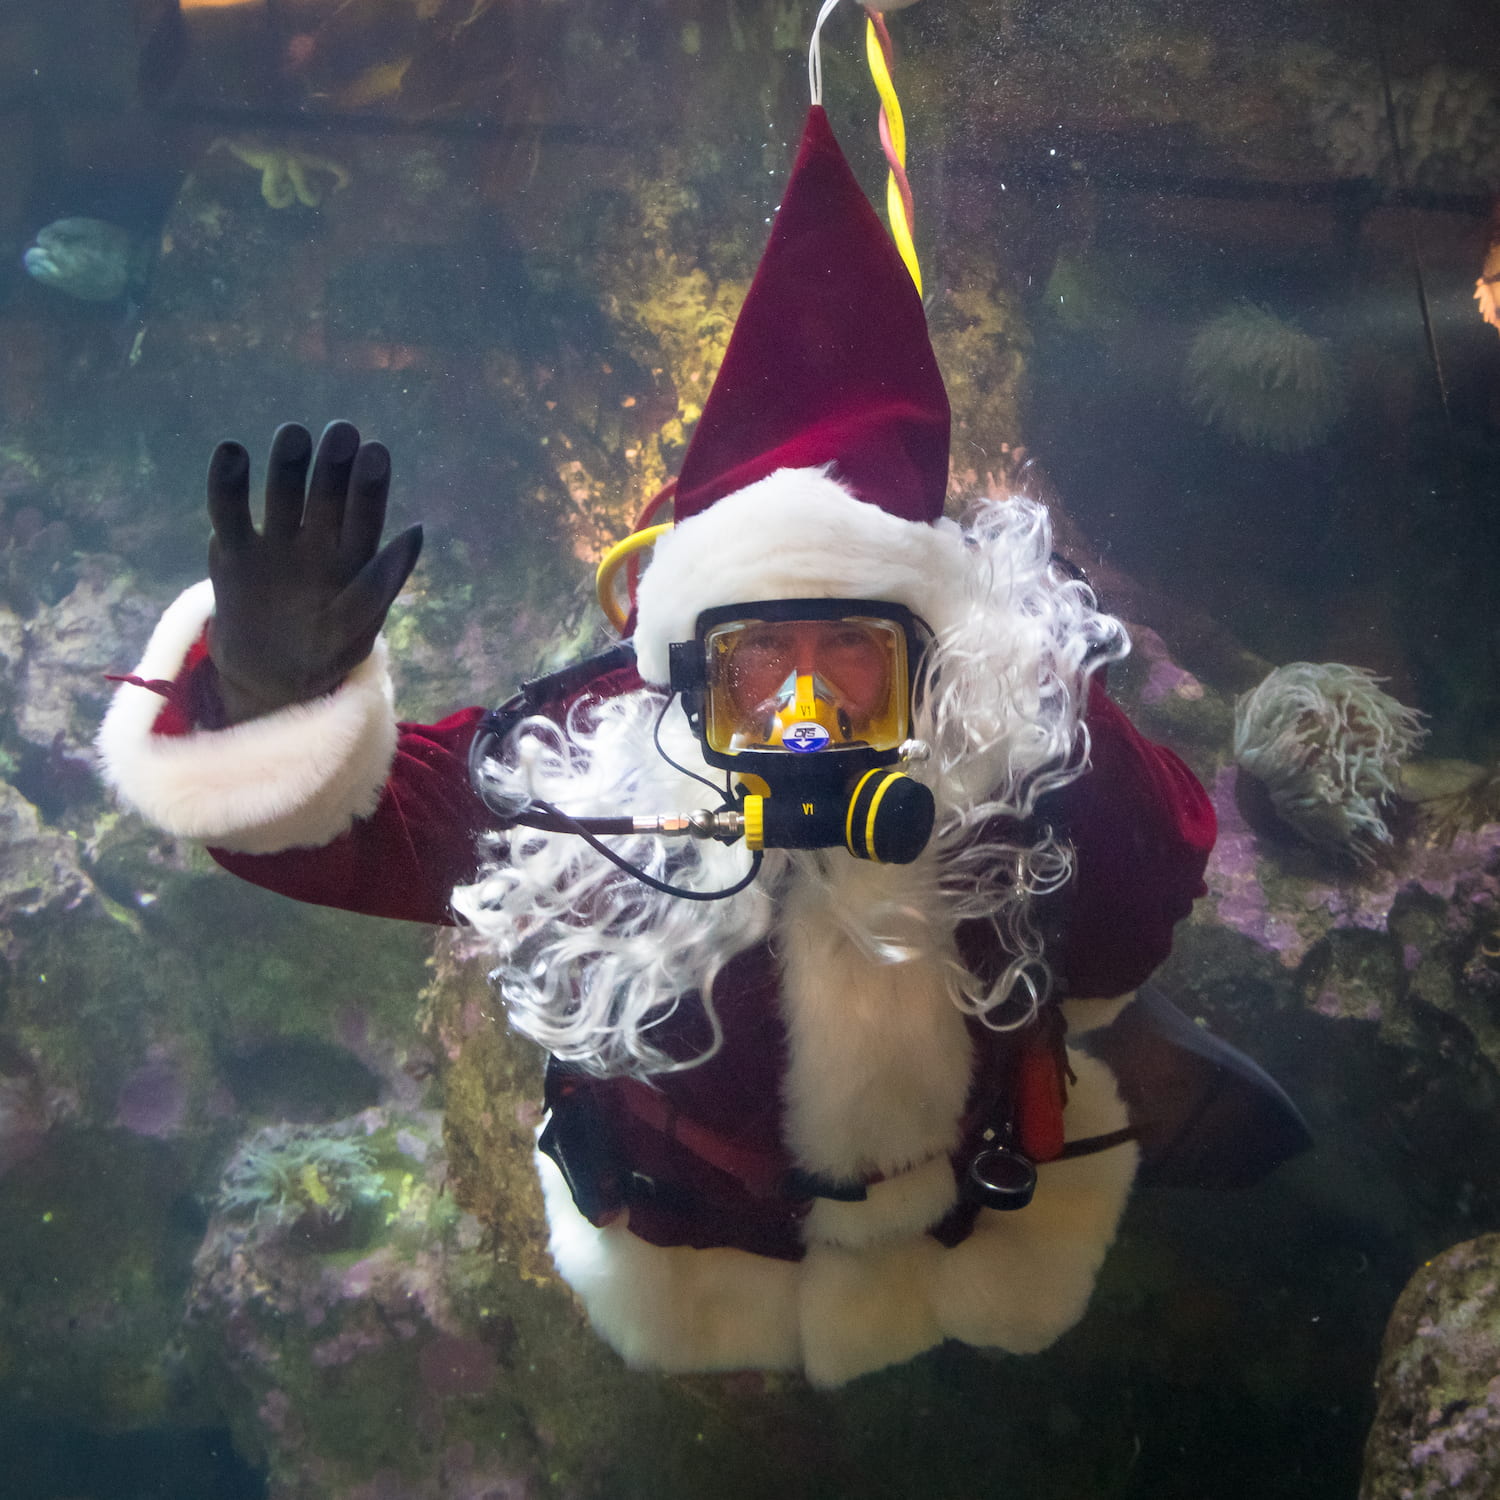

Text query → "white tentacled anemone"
[455,471,1127,1078]
[1233,661,1426,859]
[1182,303,1345,454]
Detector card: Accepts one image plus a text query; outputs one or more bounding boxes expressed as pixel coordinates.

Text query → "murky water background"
[1,2,1497,1496]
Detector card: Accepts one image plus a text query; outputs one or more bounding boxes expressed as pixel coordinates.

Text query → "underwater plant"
[1233,662,1425,859]
[217,1123,389,1241]
[1182,304,1345,453]
[1399,759,1500,846]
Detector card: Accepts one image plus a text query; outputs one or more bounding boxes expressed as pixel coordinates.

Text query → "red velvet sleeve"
[1045,676,1217,997]
[209,707,494,926]
[199,656,645,927]
[122,636,495,925]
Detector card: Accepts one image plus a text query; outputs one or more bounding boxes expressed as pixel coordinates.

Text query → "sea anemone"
[217,1123,389,1244]
[1182,304,1345,453]
[1233,662,1425,859]
[1478,275,1500,334]
[1281,51,1500,194]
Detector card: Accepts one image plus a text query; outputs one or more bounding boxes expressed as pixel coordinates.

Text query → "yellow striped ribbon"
[864,12,922,297]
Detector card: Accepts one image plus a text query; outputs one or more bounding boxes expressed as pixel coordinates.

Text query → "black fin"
[1078,984,1312,1190]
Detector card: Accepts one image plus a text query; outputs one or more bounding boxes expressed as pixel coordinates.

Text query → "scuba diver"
[97,97,1308,1387]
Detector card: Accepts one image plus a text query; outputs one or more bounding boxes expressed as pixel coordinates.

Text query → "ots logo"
[784,722,831,753]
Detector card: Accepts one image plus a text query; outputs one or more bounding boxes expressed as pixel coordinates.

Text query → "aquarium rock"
[0,779,96,948]
[13,560,161,770]
[1361,1234,1500,1500]
[1197,754,1500,1055]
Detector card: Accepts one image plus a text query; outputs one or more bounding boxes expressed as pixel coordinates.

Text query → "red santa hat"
[673,104,949,523]
[632,105,957,685]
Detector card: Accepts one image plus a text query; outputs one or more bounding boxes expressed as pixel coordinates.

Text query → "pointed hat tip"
[673,106,950,526]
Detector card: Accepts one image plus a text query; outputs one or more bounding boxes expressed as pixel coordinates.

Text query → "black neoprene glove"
[206,420,423,726]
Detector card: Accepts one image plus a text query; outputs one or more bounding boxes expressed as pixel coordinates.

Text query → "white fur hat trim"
[96,579,399,854]
[632,467,969,685]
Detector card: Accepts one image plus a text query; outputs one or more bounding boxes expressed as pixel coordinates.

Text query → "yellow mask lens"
[702,615,909,757]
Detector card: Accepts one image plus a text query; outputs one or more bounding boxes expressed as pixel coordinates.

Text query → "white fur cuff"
[96,580,399,854]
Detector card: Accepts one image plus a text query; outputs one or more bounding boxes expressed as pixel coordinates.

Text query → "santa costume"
[97,84,1302,1387]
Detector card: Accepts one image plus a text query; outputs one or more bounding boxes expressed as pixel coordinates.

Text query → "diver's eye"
[826,626,877,651]
[815,624,886,675]
[730,628,795,672]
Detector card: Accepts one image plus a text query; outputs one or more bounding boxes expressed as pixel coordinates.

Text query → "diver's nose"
[792,624,822,676]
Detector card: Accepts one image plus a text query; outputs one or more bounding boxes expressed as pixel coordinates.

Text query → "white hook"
[807,0,845,106]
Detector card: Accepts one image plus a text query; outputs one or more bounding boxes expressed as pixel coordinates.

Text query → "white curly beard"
[453,490,1127,1078]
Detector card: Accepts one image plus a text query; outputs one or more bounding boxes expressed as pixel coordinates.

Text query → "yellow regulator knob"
[742,794,766,852]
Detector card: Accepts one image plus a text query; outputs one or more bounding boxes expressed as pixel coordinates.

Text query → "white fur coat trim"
[774,858,974,1191]
[539,1048,1135,1386]
[633,468,971,685]
[96,580,399,854]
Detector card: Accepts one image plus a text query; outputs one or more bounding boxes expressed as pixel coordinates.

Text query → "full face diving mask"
[668,598,936,864]
[467,598,937,905]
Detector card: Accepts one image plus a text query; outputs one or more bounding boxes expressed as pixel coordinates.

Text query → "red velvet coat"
[159,650,1215,1261]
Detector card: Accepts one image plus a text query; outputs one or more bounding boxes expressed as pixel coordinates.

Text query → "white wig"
[458,472,1126,1075]
[453,693,779,1078]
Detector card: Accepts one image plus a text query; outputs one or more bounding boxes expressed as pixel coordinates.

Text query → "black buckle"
[965,1144,1038,1211]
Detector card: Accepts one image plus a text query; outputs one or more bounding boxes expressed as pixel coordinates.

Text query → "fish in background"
[14,158,183,362]
[7,7,191,313]
[1477,195,1500,335]
[22,217,155,305]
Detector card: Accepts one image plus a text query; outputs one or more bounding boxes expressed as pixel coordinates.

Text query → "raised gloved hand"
[206,420,423,725]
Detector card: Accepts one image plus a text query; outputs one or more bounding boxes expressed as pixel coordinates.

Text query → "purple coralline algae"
[114,1047,189,1138]
[418,1334,498,1399]
[1204,765,1500,972]
[0,1067,62,1176]
[1131,623,1206,706]
[1204,766,1305,961]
